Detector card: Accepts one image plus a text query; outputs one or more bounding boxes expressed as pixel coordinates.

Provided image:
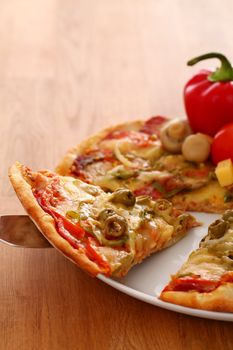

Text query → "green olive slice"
[153,199,173,216]
[110,189,136,207]
[103,214,128,238]
[208,219,228,239]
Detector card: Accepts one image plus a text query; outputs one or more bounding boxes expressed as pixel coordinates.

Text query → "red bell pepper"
[163,277,220,293]
[86,237,111,275]
[184,52,233,136]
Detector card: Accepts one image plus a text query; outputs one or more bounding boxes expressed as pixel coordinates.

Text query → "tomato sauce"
[33,177,111,275]
[163,277,220,293]
[183,167,210,178]
[71,149,116,180]
[104,129,150,147]
[134,185,163,200]
[163,273,233,294]
[140,116,167,135]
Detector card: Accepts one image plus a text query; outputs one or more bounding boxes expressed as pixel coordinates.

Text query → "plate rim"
[98,212,233,322]
[98,274,233,322]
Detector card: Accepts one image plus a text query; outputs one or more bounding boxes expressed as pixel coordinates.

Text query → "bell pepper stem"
[187,52,233,82]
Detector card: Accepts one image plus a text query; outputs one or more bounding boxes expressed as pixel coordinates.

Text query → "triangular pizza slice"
[9,162,197,277]
[160,211,233,312]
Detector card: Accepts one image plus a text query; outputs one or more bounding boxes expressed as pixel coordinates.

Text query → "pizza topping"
[222,209,233,221]
[66,210,79,219]
[114,141,136,167]
[136,195,154,206]
[154,199,173,216]
[102,128,163,165]
[155,154,210,176]
[155,154,188,172]
[160,118,191,153]
[36,171,195,247]
[163,270,233,294]
[140,116,168,135]
[183,167,210,178]
[153,199,189,229]
[104,130,150,147]
[84,219,128,248]
[55,212,86,240]
[103,214,128,238]
[133,175,186,201]
[224,191,233,203]
[134,183,179,201]
[55,216,86,250]
[10,162,202,278]
[162,210,233,293]
[163,277,220,293]
[95,246,134,274]
[182,133,212,163]
[112,139,161,169]
[110,189,136,207]
[68,119,215,200]
[207,219,228,240]
[85,237,111,274]
[71,149,116,181]
[204,235,233,261]
[134,185,163,200]
[32,175,114,273]
[109,165,139,180]
[215,159,233,187]
[155,155,213,191]
[130,144,163,163]
[96,209,129,240]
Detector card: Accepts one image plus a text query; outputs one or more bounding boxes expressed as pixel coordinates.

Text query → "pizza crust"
[9,162,101,276]
[160,282,233,312]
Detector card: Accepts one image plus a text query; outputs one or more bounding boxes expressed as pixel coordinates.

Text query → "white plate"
[98,213,233,322]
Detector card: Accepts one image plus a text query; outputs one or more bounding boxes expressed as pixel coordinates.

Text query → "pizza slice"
[160,210,233,312]
[9,162,198,277]
[56,116,233,213]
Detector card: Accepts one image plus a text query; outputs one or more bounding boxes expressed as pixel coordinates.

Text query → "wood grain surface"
[1,1,233,349]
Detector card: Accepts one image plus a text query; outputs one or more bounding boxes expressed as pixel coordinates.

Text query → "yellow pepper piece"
[215,159,233,187]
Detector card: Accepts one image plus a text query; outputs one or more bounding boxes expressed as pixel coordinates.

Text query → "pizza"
[160,210,233,312]
[9,116,233,313]
[56,116,233,213]
[9,162,197,277]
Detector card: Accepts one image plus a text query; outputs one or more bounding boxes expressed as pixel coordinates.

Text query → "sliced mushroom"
[182,133,212,163]
[160,119,192,153]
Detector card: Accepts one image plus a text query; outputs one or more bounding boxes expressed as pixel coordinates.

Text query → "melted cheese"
[177,229,233,280]
[38,173,195,276]
[95,169,170,192]
[95,247,134,275]
[114,142,135,167]
[100,135,163,163]
[172,181,229,212]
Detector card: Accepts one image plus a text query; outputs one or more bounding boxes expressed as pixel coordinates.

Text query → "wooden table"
[1,1,233,349]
